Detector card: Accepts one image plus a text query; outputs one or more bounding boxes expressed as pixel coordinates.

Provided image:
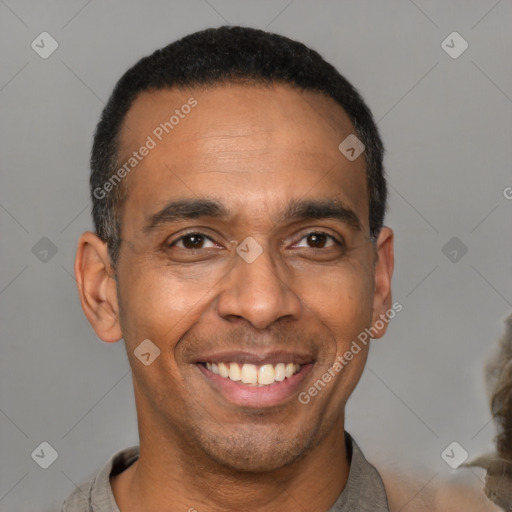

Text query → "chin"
[195,424,316,474]
[208,445,302,473]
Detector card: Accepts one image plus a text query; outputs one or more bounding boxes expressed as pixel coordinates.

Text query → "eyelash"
[168,232,220,250]
[167,230,342,250]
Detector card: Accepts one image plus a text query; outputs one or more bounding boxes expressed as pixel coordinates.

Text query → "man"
[63,26,395,511]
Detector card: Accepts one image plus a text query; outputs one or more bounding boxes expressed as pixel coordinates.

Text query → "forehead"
[117,83,368,230]
[121,83,356,155]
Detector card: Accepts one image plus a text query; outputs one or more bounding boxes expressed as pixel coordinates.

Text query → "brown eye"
[182,234,205,249]
[306,233,328,248]
[171,233,216,250]
[294,232,339,249]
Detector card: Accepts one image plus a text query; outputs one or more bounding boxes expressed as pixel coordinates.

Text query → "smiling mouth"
[199,361,302,386]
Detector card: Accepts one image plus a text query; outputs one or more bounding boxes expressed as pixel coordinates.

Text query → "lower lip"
[197,363,314,408]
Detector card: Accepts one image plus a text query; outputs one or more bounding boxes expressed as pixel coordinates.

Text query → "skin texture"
[75,84,394,512]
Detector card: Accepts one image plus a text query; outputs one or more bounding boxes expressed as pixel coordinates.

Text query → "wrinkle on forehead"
[117,83,369,234]
[119,83,355,155]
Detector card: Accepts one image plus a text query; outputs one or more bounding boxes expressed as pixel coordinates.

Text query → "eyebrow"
[279,198,362,231]
[143,197,362,233]
[144,199,230,232]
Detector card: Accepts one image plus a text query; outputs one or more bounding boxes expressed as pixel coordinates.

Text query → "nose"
[216,243,302,330]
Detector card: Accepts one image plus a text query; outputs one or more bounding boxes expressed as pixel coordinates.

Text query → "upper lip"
[194,350,316,366]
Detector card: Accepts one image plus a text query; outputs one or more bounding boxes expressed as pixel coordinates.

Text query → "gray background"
[1,0,511,510]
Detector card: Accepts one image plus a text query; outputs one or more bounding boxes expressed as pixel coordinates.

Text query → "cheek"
[297,261,375,341]
[116,255,228,350]
[116,266,205,408]
[296,270,373,411]
[307,268,374,395]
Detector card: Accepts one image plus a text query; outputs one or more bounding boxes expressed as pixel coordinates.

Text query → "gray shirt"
[61,432,389,511]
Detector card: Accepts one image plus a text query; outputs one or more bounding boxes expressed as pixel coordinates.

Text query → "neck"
[112,418,350,512]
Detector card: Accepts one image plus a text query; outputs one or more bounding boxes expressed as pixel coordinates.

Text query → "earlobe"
[371,227,395,339]
[74,232,123,343]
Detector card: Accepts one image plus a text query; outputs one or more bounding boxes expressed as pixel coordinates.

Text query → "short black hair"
[90,26,387,265]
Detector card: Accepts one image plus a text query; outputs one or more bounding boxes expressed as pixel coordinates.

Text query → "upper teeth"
[205,362,300,386]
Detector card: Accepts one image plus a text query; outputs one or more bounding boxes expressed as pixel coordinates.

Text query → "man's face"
[107,84,392,471]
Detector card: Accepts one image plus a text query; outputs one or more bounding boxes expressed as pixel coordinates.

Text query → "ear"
[74,231,122,343]
[370,227,395,339]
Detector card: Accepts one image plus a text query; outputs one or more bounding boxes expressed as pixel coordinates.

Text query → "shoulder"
[60,476,95,511]
[342,434,390,510]
[60,446,140,512]
[379,468,501,512]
